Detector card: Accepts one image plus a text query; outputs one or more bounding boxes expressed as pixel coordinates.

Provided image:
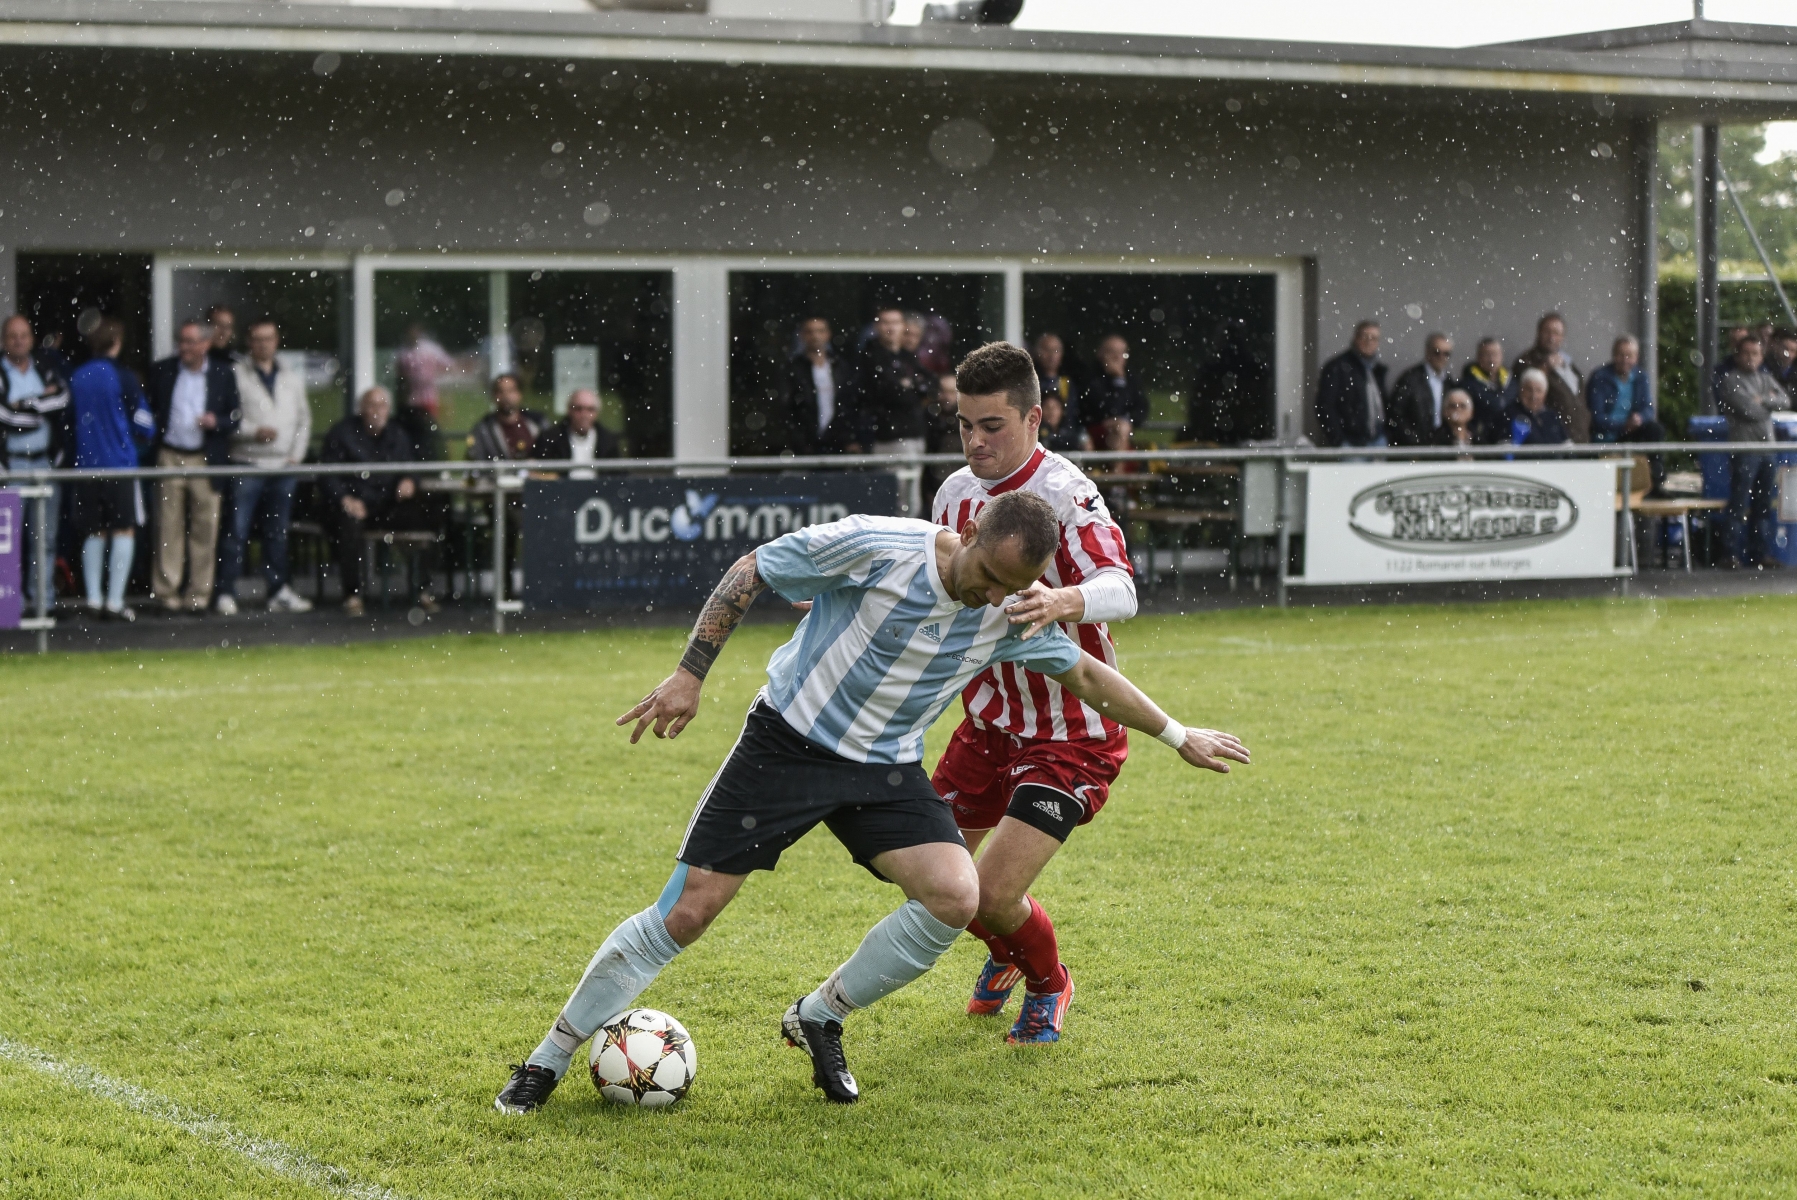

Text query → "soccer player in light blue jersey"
[494,490,1249,1110]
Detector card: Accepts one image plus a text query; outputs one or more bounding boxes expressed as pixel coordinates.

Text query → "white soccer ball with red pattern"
[590,1008,697,1107]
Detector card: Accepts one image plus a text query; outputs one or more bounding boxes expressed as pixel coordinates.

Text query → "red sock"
[966,918,1015,966]
[998,897,1068,995]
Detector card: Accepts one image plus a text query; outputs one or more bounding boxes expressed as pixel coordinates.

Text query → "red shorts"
[931,718,1129,832]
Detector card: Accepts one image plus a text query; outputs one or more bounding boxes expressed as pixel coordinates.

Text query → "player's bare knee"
[662,904,713,947]
[975,882,1026,928]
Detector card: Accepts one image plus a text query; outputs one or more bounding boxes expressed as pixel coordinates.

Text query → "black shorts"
[677,696,965,878]
[71,479,137,534]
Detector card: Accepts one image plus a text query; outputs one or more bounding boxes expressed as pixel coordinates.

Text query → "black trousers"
[1616,419,1667,492]
[325,497,438,599]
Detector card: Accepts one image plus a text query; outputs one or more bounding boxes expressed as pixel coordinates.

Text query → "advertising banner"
[522,473,901,609]
[1296,461,1625,585]
[0,490,20,629]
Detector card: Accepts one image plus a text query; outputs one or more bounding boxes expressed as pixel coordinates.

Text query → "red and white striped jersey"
[932,446,1133,742]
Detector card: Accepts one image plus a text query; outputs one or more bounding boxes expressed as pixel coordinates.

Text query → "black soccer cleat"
[493,1062,560,1114]
[782,1000,859,1104]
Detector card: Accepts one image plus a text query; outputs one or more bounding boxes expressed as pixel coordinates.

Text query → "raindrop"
[130,97,146,113]
[928,119,995,174]
[303,225,316,237]
[1404,303,1423,320]
[1482,298,1495,310]
[1595,142,1613,159]
[551,141,565,154]
[1456,180,1474,197]
[564,62,576,73]
[582,201,611,226]
[1047,125,1059,134]
[1562,250,1575,262]
[1225,98,1243,113]
[385,188,406,207]
[146,144,164,162]
[312,52,340,77]
[76,308,103,337]
[1281,155,1300,171]
[1038,205,1057,222]
[1149,307,1166,323]
[901,205,917,218]
[741,815,757,829]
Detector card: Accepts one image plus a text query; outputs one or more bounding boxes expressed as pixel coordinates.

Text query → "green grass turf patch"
[4,596,1797,1197]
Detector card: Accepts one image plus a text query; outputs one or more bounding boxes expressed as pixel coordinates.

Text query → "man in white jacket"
[217,318,312,613]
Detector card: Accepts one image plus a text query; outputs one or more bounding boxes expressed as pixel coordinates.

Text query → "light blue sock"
[81,536,105,607]
[107,533,134,610]
[798,899,962,1026]
[526,899,684,1079]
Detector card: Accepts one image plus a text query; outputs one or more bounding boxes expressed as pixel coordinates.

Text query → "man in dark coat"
[146,318,241,612]
[467,373,549,462]
[1385,333,1456,447]
[1314,320,1389,447]
[1506,369,1572,445]
[319,386,434,615]
[1456,338,1511,445]
[533,389,619,478]
[781,317,860,455]
[1513,313,1588,443]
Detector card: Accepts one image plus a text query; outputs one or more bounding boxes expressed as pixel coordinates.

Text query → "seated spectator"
[1457,337,1509,443]
[1587,334,1665,492]
[218,317,312,616]
[467,373,547,461]
[1768,327,1797,391]
[1386,332,1454,447]
[1432,388,1478,449]
[1514,313,1588,442]
[1039,392,1086,452]
[1314,320,1388,448]
[1714,334,1792,567]
[534,389,619,480]
[319,387,436,616]
[782,317,860,454]
[1080,334,1150,451]
[1032,333,1074,411]
[1507,369,1571,445]
[67,318,153,621]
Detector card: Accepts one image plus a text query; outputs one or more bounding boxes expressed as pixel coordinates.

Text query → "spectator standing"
[858,306,935,514]
[467,373,548,461]
[147,319,241,613]
[1386,332,1455,447]
[781,317,859,454]
[534,389,618,480]
[1514,313,1588,442]
[1586,334,1666,492]
[1768,328,1797,390]
[1712,325,1753,397]
[1507,369,1572,445]
[318,387,434,615]
[1079,334,1150,451]
[1432,388,1478,451]
[1315,320,1389,448]
[1,314,70,608]
[217,318,312,615]
[396,324,454,420]
[1032,333,1074,411]
[1714,335,1791,568]
[67,319,153,620]
[207,305,239,364]
[1457,338,1510,445]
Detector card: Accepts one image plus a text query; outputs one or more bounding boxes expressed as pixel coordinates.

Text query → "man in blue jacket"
[68,319,154,620]
[146,319,240,613]
[1586,334,1664,492]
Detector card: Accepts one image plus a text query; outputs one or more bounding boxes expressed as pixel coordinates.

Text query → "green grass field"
[5,596,1797,1198]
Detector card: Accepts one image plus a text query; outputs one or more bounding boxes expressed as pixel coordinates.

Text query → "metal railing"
[0,440,1777,651]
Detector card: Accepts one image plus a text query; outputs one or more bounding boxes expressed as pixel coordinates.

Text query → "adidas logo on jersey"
[921,622,942,643]
[1032,798,1063,821]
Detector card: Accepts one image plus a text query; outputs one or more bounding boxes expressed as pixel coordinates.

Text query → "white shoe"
[215,594,239,617]
[268,585,314,613]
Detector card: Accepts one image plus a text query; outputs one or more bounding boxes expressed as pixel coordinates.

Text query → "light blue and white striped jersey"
[755,515,1084,765]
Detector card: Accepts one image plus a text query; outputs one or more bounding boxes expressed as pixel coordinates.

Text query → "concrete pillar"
[1635,120,1659,403]
[487,270,511,378]
[1695,122,1720,414]
[0,246,15,318]
[672,261,730,463]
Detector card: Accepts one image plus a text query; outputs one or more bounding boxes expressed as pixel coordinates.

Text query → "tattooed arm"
[617,552,767,743]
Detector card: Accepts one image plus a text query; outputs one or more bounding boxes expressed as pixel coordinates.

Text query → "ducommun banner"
[522,473,901,609]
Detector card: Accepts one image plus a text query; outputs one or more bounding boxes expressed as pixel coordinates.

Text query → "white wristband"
[1156,717,1186,748]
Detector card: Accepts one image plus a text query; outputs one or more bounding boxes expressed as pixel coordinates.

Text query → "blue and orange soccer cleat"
[1006,974,1074,1044]
[967,956,1024,1016]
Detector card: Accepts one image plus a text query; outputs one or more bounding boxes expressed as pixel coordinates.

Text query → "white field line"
[0,1037,405,1200]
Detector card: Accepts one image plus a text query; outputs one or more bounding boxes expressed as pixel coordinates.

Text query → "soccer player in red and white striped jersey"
[930,341,1146,1044]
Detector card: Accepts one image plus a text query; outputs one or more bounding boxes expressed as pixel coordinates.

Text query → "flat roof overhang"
[4,1,1797,117]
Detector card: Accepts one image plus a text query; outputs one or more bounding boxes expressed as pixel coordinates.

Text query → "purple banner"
[0,491,20,629]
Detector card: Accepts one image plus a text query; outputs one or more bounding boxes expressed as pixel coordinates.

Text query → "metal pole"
[1695,122,1721,414]
[1275,457,1290,609]
[32,487,48,654]
[492,470,507,635]
[1719,162,1797,330]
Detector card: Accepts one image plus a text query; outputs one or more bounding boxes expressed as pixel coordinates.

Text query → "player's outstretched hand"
[1003,581,1085,640]
[1176,728,1251,774]
[617,669,704,743]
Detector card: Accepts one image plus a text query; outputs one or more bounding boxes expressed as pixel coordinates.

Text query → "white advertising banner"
[1296,461,1626,585]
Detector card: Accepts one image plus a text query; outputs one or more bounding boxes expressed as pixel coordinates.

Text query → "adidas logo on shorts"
[1032,797,1063,822]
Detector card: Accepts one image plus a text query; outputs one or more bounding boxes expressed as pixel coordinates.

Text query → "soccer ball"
[590,1008,697,1108]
